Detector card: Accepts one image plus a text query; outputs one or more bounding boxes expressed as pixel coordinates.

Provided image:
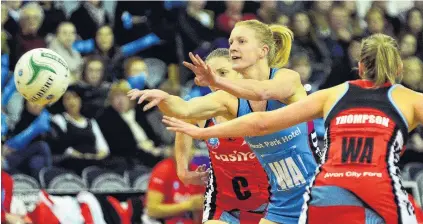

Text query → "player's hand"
[178,165,209,186]
[183,52,218,87]
[127,89,170,111]
[162,116,206,140]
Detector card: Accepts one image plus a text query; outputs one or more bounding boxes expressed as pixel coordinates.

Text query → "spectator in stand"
[256,1,279,24]
[216,1,256,36]
[402,57,423,92]
[51,87,109,175]
[339,1,363,37]
[74,56,110,119]
[290,54,318,94]
[143,145,204,224]
[320,37,360,89]
[91,25,120,81]
[364,7,394,37]
[15,2,46,66]
[2,101,52,179]
[405,8,423,61]
[48,22,83,83]
[97,81,168,169]
[290,11,332,84]
[323,6,353,60]
[177,0,217,61]
[70,0,110,40]
[308,1,333,39]
[123,56,149,89]
[399,33,418,60]
[2,0,21,39]
[38,1,66,38]
[276,1,305,18]
[371,0,401,37]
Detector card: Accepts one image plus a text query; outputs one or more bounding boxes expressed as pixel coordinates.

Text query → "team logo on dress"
[207,138,220,149]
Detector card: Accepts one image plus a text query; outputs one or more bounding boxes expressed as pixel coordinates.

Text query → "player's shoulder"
[392,84,423,102]
[274,68,300,81]
[153,158,176,172]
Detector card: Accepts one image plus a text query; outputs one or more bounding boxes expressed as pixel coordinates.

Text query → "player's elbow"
[255,90,272,101]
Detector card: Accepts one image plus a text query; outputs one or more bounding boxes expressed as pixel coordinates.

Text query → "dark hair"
[81,56,105,83]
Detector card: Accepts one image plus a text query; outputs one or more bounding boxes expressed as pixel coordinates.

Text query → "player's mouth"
[231,56,241,61]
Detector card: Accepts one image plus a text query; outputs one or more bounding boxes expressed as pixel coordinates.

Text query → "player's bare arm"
[128,89,234,120]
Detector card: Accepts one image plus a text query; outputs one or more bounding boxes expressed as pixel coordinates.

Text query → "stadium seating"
[39,166,87,194]
[82,166,131,193]
[124,165,151,192]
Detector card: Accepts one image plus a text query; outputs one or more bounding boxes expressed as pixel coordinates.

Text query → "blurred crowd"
[1,0,423,222]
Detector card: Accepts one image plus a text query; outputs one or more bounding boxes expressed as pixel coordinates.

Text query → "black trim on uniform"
[385,126,404,224]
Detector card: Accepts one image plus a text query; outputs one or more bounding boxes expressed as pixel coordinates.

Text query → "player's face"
[229,26,264,71]
[63,91,81,115]
[206,56,241,92]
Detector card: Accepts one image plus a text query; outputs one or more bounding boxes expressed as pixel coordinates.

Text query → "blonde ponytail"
[269,25,293,68]
[360,34,402,87]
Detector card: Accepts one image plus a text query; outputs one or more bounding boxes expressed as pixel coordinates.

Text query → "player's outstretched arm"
[128,89,229,120]
[183,52,301,101]
[163,89,329,140]
[213,68,302,102]
[175,131,208,186]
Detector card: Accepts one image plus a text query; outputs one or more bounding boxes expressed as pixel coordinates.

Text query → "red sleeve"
[148,160,171,194]
[2,171,13,213]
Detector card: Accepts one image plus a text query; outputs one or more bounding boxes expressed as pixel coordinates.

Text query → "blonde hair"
[360,34,402,86]
[235,20,293,68]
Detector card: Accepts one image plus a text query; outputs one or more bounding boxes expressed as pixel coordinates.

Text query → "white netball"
[14,48,70,106]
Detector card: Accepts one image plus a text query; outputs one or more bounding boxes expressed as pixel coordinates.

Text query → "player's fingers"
[195,54,206,68]
[183,61,196,71]
[143,99,160,111]
[165,127,183,133]
[162,117,180,128]
[137,93,149,104]
[127,89,138,95]
[189,52,200,66]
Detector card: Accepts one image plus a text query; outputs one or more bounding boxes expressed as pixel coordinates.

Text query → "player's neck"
[241,60,269,81]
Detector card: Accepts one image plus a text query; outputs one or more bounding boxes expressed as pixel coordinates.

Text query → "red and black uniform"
[202,118,269,223]
[301,80,420,224]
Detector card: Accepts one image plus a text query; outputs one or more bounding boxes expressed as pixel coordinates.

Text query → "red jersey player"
[144,157,205,224]
[170,49,270,223]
